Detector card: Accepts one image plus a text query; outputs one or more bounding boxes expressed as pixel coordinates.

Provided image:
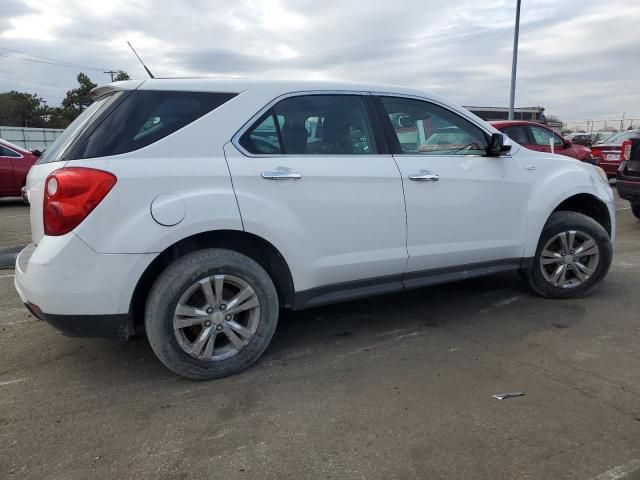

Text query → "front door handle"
[261,167,303,180]
[408,170,439,182]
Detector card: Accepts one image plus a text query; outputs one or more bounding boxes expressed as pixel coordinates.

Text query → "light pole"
[508,0,522,121]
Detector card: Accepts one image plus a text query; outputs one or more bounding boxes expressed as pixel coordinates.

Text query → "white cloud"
[0,0,638,120]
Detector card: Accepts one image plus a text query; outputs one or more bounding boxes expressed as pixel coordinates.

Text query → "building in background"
[464,106,546,123]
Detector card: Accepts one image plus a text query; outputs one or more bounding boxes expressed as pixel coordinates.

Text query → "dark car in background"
[0,139,39,201]
[616,136,640,219]
[567,133,595,147]
[491,121,597,164]
[591,130,640,178]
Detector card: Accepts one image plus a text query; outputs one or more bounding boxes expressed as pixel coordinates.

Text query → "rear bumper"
[600,161,621,177]
[14,236,156,340]
[24,302,131,340]
[616,177,640,203]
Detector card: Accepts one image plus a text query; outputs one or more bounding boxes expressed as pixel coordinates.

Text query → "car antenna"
[127,41,155,79]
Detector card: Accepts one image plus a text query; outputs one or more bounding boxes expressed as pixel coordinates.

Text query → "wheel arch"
[129,230,295,332]
[551,193,612,237]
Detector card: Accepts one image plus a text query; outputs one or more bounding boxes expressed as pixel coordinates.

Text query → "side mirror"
[487,133,511,156]
[564,140,572,148]
[31,149,42,158]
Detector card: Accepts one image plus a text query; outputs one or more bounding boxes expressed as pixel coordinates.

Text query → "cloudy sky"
[1,0,639,123]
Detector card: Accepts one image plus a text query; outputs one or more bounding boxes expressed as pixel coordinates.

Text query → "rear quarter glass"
[59,91,236,161]
[37,93,122,164]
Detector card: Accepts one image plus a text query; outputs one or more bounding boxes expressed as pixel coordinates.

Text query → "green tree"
[113,70,130,81]
[61,72,97,115]
[0,91,49,127]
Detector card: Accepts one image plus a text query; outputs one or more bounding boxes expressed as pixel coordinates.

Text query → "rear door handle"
[261,167,303,180]
[408,170,439,182]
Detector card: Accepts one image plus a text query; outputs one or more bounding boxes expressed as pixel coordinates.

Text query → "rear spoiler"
[90,79,145,100]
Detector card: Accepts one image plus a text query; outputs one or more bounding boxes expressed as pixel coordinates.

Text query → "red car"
[491,121,597,164]
[591,130,640,178]
[0,139,39,201]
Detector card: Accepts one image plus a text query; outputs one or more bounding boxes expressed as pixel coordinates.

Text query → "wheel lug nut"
[204,320,212,327]
[206,308,214,314]
[225,315,232,321]
[570,250,574,254]
[216,325,223,331]
[220,304,226,310]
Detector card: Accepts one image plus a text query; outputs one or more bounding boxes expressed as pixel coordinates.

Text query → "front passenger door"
[375,96,529,276]
[527,125,566,155]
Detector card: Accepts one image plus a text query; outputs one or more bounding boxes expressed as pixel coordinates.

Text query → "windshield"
[598,131,638,145]
[37,92,121,164]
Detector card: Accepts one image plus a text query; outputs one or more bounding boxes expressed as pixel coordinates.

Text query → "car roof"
[489,120,547,128]
[95,77,440,96]
[89,77,502,136]
[0,138,28,153]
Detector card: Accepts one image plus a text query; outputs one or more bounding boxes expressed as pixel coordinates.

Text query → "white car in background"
[14,78,614,379]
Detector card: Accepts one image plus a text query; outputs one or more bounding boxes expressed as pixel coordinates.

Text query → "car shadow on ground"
[32,270,583,389]
[0,197,27,207]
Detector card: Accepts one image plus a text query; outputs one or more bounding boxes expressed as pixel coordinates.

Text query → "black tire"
[145,249,279,380]
[524,211,612,299]
[632,204,640,219]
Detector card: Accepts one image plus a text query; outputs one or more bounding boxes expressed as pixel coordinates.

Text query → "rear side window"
[239,113,282,154]
[239,95,377,155]
[64,91,236,160]
[501,125,529,144]
[0,145,21,158]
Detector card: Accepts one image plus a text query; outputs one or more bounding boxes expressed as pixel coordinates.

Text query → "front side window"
[529,125,563,147]
[240,95,377,155]
[379,97,488,155]
[63,91,236,160]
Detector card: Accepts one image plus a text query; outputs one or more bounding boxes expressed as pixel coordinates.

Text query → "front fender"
[521,157,614,257]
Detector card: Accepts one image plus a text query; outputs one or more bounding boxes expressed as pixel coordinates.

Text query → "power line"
[0,46,113,72]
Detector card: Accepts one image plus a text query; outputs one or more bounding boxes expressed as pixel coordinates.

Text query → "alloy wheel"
[173,274,261,361]
[539,230,600,289]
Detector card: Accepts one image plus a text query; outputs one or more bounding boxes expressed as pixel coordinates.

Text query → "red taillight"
[43,167,117,236]
[621,140,632,161]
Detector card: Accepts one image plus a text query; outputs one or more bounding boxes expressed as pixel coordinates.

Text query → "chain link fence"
[0,126,64,151]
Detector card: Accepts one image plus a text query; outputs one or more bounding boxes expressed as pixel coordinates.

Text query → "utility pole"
[104,70,117,82]
[621,112,625,131]
[508,0,522,121]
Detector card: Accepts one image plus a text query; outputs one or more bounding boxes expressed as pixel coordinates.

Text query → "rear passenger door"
[225,93,408,295]
[374,95,528,278]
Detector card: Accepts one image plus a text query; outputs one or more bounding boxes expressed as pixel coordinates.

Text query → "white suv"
[14,79,615,379]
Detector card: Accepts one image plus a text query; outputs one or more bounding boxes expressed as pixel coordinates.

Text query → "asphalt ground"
[0,191,639,479]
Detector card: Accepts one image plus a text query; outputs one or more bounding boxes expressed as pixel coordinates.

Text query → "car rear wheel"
[524,211,612,298]
[145,248,279,380]
[632,203,640,219]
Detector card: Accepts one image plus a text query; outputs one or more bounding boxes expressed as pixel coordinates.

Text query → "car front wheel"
[145,248,279,380]
[525,211,612,298]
